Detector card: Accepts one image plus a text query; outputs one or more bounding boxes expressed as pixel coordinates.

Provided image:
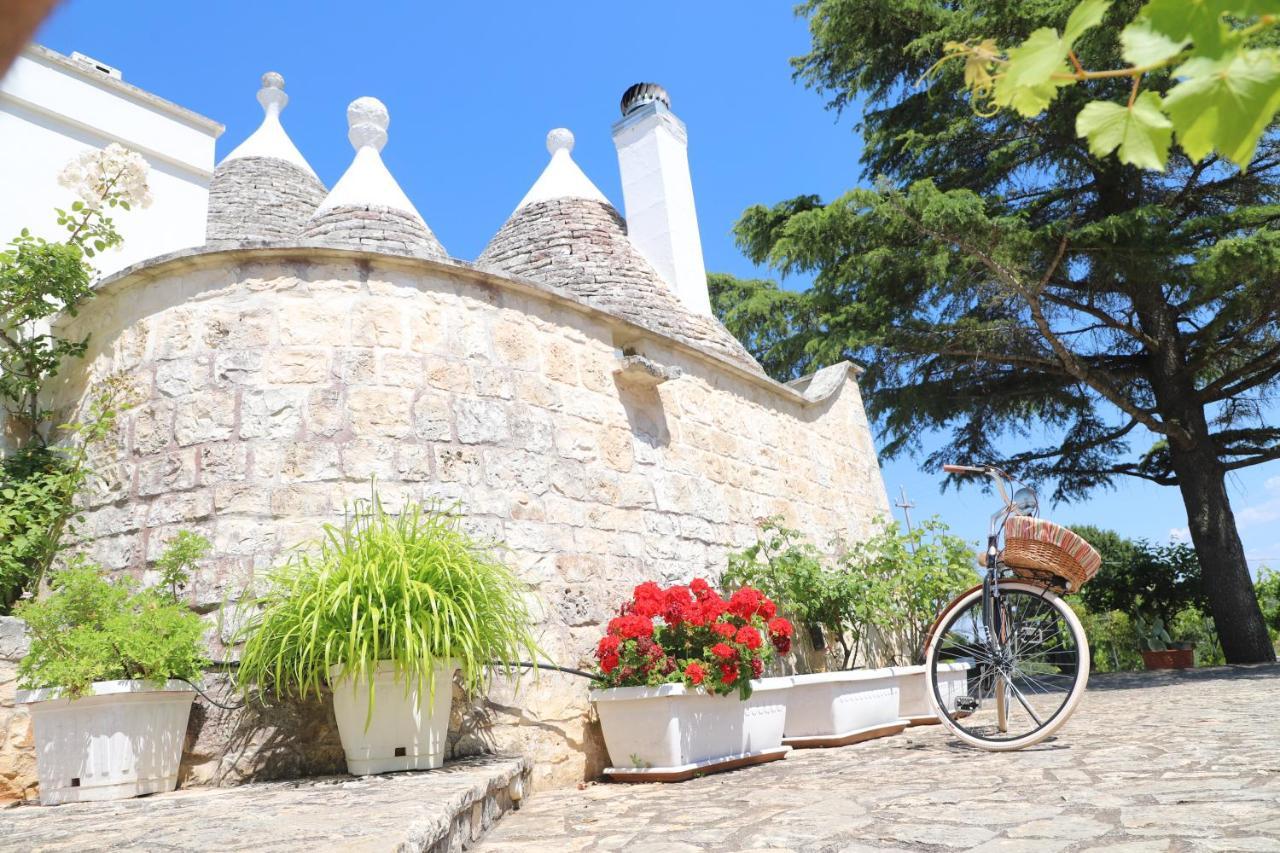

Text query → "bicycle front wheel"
[925,580,1090,751]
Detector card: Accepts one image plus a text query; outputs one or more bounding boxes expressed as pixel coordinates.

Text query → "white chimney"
[611,83,712,316]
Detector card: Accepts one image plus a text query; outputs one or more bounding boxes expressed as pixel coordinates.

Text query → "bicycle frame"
[942,463,1032,733]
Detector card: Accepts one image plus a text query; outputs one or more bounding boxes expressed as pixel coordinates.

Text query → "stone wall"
[0,617,34,802]
[28,246,889,790]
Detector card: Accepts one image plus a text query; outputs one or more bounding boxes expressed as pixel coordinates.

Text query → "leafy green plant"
[936,0,1280,170]
[1071,600,1145,672]
[15,534,210,697]
[2,143,150,438]
[1134,611,1173,651]
[724,516,975,668]
[1256,567,1280,646]
[843,518,977,666]
[236,496,542,718]
[0,376,136,611]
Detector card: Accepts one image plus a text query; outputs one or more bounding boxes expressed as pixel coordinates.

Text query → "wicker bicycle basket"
[1002,515,1102,592]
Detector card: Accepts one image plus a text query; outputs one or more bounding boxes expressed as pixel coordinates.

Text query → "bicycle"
[924,463,1102,750]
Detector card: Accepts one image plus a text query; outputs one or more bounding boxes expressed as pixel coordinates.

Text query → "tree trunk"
[1168,441,1276,664]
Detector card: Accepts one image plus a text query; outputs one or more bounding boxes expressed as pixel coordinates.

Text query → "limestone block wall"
[30,246,889,790]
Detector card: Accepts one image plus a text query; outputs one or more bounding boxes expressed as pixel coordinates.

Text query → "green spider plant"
[236,494,542,719]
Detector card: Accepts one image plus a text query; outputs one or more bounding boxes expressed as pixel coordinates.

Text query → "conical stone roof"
[477,130,762,374]
[300,97,445,260]
[206,72,327,243]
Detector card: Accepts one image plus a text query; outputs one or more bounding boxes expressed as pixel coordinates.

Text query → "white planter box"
[329,660,456,776]
[590,679,791,782]
[17,679,196,805]
[780,668,906,747]
[893,662,971,725]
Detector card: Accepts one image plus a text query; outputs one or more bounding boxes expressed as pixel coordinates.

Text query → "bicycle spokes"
[932,587,1086,744]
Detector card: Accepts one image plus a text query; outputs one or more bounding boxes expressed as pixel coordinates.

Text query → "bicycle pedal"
[954,696,980,712]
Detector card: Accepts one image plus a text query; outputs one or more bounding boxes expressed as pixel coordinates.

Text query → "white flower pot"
[17,679,196,805]
[328,660,456,776]
[893,662,971,725]
[780,668,906,747]
[590,678,791,782]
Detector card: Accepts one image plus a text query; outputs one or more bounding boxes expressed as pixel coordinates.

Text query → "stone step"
[0,755,531,852]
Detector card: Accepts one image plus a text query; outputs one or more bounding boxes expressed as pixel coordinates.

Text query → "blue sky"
[36,2,1280,567]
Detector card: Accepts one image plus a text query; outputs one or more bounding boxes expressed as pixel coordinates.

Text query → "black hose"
[494,661,605,683]
[179,677,246,711]
[182,660,602,712]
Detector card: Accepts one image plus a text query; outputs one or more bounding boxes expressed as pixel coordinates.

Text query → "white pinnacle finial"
[348,97,389,152]
[220,70,318,177]
[513,127,609,213]
[257,71,287,113]
[314,95,425,225]
[547,128,574,154]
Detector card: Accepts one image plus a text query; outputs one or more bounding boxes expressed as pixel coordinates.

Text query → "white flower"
[57,143,153,210]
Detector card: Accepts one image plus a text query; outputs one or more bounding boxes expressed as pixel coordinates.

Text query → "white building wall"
[0,45,222,277]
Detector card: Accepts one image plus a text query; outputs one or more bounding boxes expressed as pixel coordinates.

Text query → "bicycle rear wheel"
[925,580,1089,750]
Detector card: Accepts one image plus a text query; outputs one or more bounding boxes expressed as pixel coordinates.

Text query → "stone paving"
[475,665,1280,852]
[2,755,530,852]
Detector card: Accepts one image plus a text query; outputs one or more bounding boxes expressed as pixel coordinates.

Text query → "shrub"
[592,579,793,699]
[15,534,210,697]
[1070,526,1206,623]
[1256,567,1280,647]
[236,497,541,714]
[722,520,859,663]
[0,377,134,612]
[839,517,976,666]
[723,517,974,669]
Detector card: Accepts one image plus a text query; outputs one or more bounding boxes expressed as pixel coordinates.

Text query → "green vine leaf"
[1064,0,1113,43]
[1140,0,1231,58]
[1120,17,1191,65]
[1164,49,1280,166]
[1076,91,1174,169]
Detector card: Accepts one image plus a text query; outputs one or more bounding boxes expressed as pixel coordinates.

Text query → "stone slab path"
[475,665,1280,852]
[2,755,529,852]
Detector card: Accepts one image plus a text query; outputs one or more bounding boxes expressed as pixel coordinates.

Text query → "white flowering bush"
[57,143,153,213]
[0,145,151,609]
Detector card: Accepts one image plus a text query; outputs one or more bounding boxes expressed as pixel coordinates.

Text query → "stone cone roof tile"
[206,156,327,243]
[477,197,762,374]
[303,97,446,259]
[206,72,327,243]
[301,203,446,260]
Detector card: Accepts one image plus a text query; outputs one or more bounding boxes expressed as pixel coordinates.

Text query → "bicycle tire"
[924,580,1090,751]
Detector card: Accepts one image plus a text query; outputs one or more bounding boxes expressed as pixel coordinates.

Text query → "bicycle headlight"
[1013,487,1039,516]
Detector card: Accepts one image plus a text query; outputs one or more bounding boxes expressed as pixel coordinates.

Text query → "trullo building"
[9,69,891,791]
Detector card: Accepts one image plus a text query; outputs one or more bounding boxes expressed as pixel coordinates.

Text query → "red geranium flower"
[596,634,621,658]
[630,581,665,618]
[690,577,712,600]
[684,661,706,685]
[712,621,736,639]
[608,614,655,640]
[662,585,693,625]
[729,587,765,620]
[736,625,763,650]
[600,652,620,673]
[751,658,764,678]
[758,598,777,621]
[720,663,739,684]
[711,642,736,660]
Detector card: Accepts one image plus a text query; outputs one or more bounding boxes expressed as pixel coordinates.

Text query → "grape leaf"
[1164,49,1280,166]
[1121,18,1191,66]
[993,75,1071,117]
[1076,91,1174,169]
[1004,27,1072,89]
[1140,0,1230,57]
[1064,0,1112,43]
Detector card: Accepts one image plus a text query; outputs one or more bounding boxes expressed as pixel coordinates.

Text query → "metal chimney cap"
[620,82,670,116]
